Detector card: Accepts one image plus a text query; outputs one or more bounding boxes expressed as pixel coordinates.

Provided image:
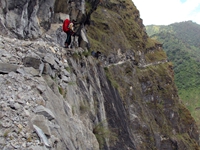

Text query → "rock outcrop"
[0,0,199,150]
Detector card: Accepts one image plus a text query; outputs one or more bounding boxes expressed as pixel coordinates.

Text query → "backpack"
[63,19,70,32]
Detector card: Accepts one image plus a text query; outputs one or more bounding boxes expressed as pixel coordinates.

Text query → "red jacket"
[63,19,71,32]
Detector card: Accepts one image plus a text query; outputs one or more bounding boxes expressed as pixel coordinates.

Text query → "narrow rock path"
[106,57,168,68]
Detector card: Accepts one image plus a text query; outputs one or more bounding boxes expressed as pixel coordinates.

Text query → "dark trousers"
[65,31,71,45]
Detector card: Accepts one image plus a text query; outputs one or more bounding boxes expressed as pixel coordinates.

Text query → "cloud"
[132,0,200,25]
[180,0,187,3]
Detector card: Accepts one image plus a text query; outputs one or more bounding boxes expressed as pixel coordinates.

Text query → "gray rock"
[57,13,69,22]
[28,145,49,150]
[31,115,51,136]
[23,57,41,69]
[2,0,54,39]
[0,57,8,63]
[10,141,20,149]
[0,1,198,150]
[16,68,25,76]
[80,28,89,47]
[35,105,55,120]
[61,75,70,83]
[0,50,12,58]
[49,135,59,148]
[24,67,40,76]
[2,145,13,150]
[9,100,21,110]
[63,101,72,116]
[61,69,70,77]
[0,111,5,119]
[43,63,52,75]
[39,62,44,76]
[2,118,12,128]
[0,63,19,73]
[54,57,62,67]
[8,100,15,109]
[44,53,55,66]
[33,124,51,148]
[23,108,30,117]
[37,85,47,93]
[0,137,5,145]
[14,103,21,110]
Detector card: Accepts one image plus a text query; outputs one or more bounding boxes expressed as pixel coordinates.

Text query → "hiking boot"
[64,43,68,48]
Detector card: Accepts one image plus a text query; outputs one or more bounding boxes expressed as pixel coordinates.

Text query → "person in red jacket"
[63,19,74,48]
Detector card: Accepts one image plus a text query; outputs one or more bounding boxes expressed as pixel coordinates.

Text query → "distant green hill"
[146,21,200,127]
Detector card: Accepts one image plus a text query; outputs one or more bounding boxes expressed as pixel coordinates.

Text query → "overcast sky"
[132,0,200,25]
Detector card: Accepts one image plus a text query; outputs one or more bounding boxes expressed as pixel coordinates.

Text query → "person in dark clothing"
[91,51,101,59]
[63,19,74,48]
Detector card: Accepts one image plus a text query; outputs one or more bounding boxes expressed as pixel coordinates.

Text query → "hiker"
[91,51,101,59]
[63,19,75,48]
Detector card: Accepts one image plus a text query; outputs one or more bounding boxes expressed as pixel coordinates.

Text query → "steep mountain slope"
[0,0,199,150]
[146,21,200,60]
[146,21,200,128]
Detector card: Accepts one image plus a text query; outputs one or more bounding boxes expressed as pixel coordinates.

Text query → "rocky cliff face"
[0,0,199,150]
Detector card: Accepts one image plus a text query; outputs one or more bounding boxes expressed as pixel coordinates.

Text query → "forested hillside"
[146,21,200,128]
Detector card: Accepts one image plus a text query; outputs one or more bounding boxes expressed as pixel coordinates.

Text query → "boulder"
[0,63,19,73]
[35,105,55,120]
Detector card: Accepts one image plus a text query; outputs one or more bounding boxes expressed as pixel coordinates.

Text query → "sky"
[132,0,200,25]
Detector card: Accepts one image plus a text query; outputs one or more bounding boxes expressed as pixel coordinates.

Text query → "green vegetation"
[79,101,90,114]
[27,136,32,142]
[58,86,66,97]
[54,0,69,14]
[104,67,119,89]
[172,133,199,149]
[65,66,71,73]
[71,50,91,60]
[146,21,200,129]
[82,50,91,57]
[178,103,195,125]
[68,81,76,85]
[85,1,92,13]
[72,105,75,115]
[145,37,160,49]
[85,1,199,148]
[87,0,146,55]
[145,37,167,62]
[137,62,175,101]
[179,87,200,127]
[72,52,81,60]
[133,61,198,148]
[4,130,10,137]
[93,121,118,149]
[145,49,167,63]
